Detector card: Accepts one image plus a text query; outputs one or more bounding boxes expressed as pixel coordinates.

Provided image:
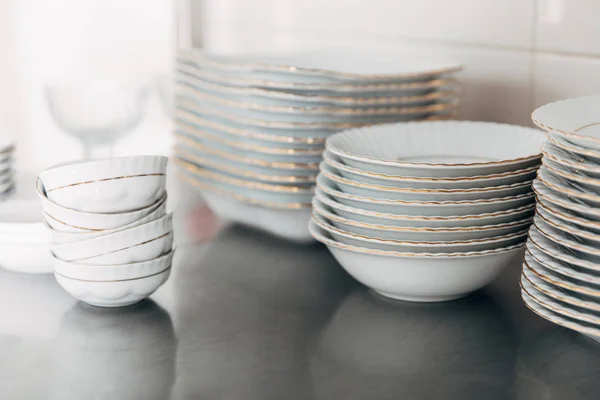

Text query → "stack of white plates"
[311,120,546,302]
[173,50,463,242]
[0,136,14,197]
[38,156,173,308]
[521,95,600,342]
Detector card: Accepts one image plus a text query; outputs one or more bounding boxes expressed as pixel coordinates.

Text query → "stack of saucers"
[0,136,14,197]
[37,156,173,308]
[521,95,600,342]
[173,50,463,242]
[310,120,546,302]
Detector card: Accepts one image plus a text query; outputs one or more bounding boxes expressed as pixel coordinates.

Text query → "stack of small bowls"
[521,95,600,342]
[311,120,546,302]
[0,136,14,197]
[37,156,173,307]
[173,50,463,242]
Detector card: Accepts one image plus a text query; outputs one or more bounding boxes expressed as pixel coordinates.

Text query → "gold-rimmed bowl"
[313,212,528,253]
[323,150,538,189]
[39,156,168,213]
[317,174,536,216]
[319,162,533,201]
[37,179,167,233]
[315,187,535,229]
[533,217,600,263]
[313,197,533,242]
[309,219,525,302]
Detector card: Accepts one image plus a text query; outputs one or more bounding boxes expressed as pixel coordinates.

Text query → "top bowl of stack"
[39,156,168,214]
[312,120,546,302]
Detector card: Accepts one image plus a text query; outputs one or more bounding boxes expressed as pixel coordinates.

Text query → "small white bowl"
[320,162,533,201]
[323,150,538,189]
[52,213,173,263]
[54,267,171,307]
[49,197,167,244]
[315,187,536,228]
[309,221,525,302]
[79,232,173,266]
[312,213,528,253]
[37,178,167,232]
[39,155,168,191]
[0,242,53,274]
[313,198,533,242]
[53,250,174,281]
[317,174,535,216]
[326,121,545,177]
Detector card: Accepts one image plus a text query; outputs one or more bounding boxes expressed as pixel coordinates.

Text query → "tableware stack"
[520,95,600,342]
[172,50,463,242]
[0,174,53,274]
[0,136,14,197]
[310,120,546,302]
[37,156,173,307]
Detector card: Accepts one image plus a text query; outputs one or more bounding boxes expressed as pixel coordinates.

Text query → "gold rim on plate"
[309,219,525,258]
[177,71,461,106]
[523,258,600,299]
[71,232,172,262]
[174,158,315,194]
[536,206,600,243]
[176,121,324,156]
[174,148,317,184]
[46,173,166,193]
[533,219,600,257]
[526,246,600,284]
[527,227,599,272]
[175,108,327,144]
[532,115,600,146]
[546,134,600,159]
[174,133,320,170]
[542,158,600,189]
[176,172,311,209]
[320,166,533,194]
[313,199,533,232]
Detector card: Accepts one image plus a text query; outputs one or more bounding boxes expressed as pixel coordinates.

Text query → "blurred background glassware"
[45,82,150,159]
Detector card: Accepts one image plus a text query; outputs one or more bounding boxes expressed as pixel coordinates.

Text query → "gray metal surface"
[1,182,599,400]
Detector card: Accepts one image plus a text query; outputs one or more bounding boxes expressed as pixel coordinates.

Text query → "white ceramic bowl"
[54,267,171,307]
[312,213,528,253]
[313,198,533,241]
[47,174,166,214]
[320,162,533,201]
[323,150,538,189]
[53,250,174,281]
[39,155,168,191]
[532,95,600,151]
[49,197,168,244]
[326,121,545,177]
[52,213,173,262]
[37,178,167,232]
[0,198,50,243]
[310,221,525,302]
[317,174,535,216]
[315,187,536,228]
[0,242,53,274]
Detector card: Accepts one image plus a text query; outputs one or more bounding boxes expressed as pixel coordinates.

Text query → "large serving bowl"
[309,220,525,302]
[315,187,535,228]
[323,150,538,189]
[313,197,533,242]
[317,174,535,216]
[326,121,546,177]
[37,179,167,232]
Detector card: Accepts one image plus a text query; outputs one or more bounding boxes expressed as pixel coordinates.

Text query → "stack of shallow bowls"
[37,156,173,307]
[521,95,600,342]
[173,50,463,242]
[311,120,546,302]
[0,136,14,197]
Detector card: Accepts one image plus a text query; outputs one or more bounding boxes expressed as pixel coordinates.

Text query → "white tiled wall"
[191,0,600,127]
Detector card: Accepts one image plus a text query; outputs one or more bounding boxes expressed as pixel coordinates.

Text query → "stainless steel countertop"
[1,179,599,400]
